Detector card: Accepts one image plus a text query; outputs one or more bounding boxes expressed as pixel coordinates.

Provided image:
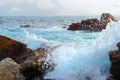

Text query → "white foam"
[45,21,120,80]
[23,30,61,51]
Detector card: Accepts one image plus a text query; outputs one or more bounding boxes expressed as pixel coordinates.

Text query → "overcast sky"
[0,0,120,16]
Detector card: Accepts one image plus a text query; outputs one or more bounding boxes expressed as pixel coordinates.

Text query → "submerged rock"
[0,58,25,80]
[0,35,31,63]
[107,42,120,80]
[68,13,117,31]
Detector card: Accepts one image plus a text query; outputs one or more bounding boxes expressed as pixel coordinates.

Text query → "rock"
[68,18,101,31]
[21,24,32,28]
[0,35,31,63]
[109,50,120,62]
[20,49,54,80]
[100,13,118,24]
[106,76,119,80]
[0,58,25,80]
[117,42,120,51]
[108,42,120,80]
[68,13,117,31]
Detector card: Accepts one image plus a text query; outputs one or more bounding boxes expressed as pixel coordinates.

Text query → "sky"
[0,0,120,16]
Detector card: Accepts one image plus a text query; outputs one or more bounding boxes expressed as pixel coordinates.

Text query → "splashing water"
[45,21,120,80]
[0,16,120,80]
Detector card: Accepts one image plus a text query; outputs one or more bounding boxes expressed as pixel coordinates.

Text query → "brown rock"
[100,13,118,24]
[0,58,25,80]
[68,13,117,31]
[0,35,31,63]
[68,18,101,31]
[108,42,120,80]
[109,50,120,62]
[21,49,54,80]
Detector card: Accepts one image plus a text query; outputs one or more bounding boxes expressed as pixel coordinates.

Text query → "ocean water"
[0,16,120,80]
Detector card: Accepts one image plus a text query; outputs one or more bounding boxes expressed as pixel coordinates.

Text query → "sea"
[0,16,120,80]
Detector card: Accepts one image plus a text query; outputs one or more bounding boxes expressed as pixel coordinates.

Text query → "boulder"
[68,13,117,31]
[20,49,54,80]
[0,58,24,80]
[0,35,32,63]
[107,42,120,80]
[0,35,55,80]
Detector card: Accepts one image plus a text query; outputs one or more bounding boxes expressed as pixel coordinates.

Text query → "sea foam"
[45,21,120,80]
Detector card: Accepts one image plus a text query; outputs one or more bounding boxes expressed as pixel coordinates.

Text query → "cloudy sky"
[0,0,120,16]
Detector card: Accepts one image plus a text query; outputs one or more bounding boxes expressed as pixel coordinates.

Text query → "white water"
[44,21,120,80]
[1,19,120,80]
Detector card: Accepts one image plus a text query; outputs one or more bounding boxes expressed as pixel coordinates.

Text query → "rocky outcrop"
[0,35,32,63]
[68,13,117,31]
[107,42,120,80]
[0,35,54,80]
[0,58,25,80]
[68,18,101,31]
[21,49,54,80]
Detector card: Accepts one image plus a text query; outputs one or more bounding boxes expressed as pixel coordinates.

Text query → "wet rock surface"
[107,42,120,80]
[0,35,30,63]
[21,49,54,80]
[0,35,54,80]
[68,13,117,31]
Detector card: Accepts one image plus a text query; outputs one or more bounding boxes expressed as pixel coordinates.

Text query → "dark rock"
[108,42,120,80]
[107,76,119,80]
[0,35,31,63]
[117,42,120,51]
[0,35,55,80]
[21,49,54,80]
[68,13,117,31]
[0,58,25,80]
[21,24,31,28]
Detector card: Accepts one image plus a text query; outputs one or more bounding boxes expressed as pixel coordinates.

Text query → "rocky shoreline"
[0,35,54,80]
[0,13,119,80]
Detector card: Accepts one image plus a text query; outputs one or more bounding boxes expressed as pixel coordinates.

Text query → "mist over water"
[0,16,120,80]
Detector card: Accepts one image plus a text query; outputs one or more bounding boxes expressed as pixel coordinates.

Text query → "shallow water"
[0,16,120,80]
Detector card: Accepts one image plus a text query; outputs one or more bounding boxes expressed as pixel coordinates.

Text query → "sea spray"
[45,21,120,80]
[1,19,120,80]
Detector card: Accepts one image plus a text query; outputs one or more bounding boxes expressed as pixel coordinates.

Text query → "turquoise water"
[0,16,120,80]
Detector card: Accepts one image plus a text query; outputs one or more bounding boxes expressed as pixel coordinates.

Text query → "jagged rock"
[68,13,117,31]
[21,49,54,80]
[68,18,101,31]
[107,42,120,80]
[100,13,118,24]
[0,35,32,63]
[0,58,25,80]
[0,35,55,80]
